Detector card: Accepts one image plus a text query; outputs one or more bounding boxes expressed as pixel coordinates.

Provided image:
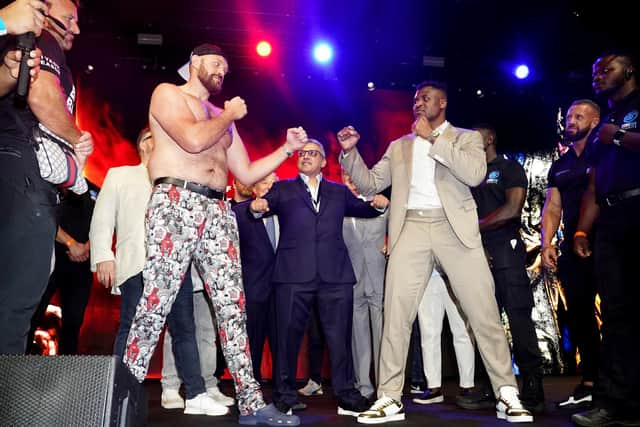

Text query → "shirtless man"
[123,44,307,425]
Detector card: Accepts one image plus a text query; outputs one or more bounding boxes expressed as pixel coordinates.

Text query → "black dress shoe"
[571,407,627,427]
[337,398,370,417]
[274,401,291,414]
[456,388,496,410]
[291,402,307,411]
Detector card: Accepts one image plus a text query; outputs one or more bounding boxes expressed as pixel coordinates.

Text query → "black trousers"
[0,137,57,354]
[29,255,93,354]
[306,301,325,384]
[557,243,600,383]
[245,292,277,383]
[593,198,640,414]
[273,279,361,408]
[485,233,543,377]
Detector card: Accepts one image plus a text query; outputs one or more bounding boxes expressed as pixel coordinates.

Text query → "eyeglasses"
[298,150,322,158]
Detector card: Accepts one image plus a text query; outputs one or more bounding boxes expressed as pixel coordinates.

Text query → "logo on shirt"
[621,110,638,130]
[486,170,500,184]
[41,54,60,77]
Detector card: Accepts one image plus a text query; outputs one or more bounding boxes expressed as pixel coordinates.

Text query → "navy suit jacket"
[232,201,275,302]
[261,176,381,284]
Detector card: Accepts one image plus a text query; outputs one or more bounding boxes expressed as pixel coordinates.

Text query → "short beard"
[564,126,590,142]
[198,68,222,94]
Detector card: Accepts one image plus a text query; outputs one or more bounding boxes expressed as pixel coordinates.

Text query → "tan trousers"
[377,209,517,400]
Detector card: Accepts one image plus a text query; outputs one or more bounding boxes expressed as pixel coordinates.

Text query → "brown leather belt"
[154,177,226,200]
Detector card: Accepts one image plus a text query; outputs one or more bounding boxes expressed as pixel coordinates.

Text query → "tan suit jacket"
[89,163,151,289]
[341,124,486,253]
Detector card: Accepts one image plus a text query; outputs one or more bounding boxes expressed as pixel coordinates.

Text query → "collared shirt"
[407,121,449,209]
[587,89,640,201]
[546,147,590,237]
[300,172,323,211]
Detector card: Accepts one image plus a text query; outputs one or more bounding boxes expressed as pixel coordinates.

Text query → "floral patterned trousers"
[123,183,265,415]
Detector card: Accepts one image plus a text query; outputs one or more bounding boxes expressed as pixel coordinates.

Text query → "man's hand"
[540,246,558,271]
[0,0,49,36]
[96,260,116,288]
[4,48,41,81]
[284,126,308,152]
[594,123,618,145]
[224,96,248,120]
[573,236,591,258]
[412,116,434,140]
[371,194,390,210]
[67,241,89,262]
[249,196,270,214]
[74,130,94,170]
[337,125,360,153]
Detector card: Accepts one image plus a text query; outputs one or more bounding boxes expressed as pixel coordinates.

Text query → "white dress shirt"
[407,121,450,209]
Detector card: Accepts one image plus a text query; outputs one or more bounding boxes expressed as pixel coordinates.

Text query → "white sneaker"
[207,386,235,406]
[357,395,405,424]
[298,379,323,396]
[496,386,533,423]
[184,392,230,416]
[161,388,184,409]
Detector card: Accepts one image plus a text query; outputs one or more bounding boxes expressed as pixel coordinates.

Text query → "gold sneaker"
[357,395,405,424]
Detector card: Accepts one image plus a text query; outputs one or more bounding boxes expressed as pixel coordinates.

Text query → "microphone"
[15,32,36,101]
[47,15,68,34]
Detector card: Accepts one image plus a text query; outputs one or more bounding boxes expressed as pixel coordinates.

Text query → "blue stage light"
[313,42,334,64]
[514,64,530,79]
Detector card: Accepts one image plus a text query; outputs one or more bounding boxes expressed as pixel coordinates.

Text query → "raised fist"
[336,126,360,152]
[224,96,248,120]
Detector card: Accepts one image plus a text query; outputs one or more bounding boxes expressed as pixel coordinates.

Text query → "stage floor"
[146,375,581,426]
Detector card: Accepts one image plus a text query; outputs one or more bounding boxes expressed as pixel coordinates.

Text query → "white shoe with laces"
[184,392,230,416]
[161,388,184,409]
[207,386,235,406]
[496,386,533,423]
[357,395,405,424]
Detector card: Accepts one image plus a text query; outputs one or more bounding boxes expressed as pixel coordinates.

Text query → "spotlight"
[313,42,333,64]
[256,40,272,57]
[367,81,375,91]
[514,64,530,79]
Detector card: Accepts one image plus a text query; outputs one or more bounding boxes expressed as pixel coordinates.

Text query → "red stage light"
[256,41,272,57]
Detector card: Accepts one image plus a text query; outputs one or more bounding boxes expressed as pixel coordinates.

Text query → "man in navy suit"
[232,173,279,383]
[250,139,387,416]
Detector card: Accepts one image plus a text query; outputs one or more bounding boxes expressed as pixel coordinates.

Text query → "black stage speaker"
[0,355,146,427]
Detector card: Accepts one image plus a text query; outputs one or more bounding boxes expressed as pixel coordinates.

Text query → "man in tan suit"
[337,81,532,424]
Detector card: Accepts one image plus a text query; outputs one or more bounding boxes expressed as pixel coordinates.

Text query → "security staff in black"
[572,51,640,427]
[470,125,545,413]
[541,99,601,410]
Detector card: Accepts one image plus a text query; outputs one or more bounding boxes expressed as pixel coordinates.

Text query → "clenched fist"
[285,126,308,152]
[250,196,270,214]
[336,125,360,152]
[224,96,248,120]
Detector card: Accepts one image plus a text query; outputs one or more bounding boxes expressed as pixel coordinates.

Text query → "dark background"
[65,0,637,156]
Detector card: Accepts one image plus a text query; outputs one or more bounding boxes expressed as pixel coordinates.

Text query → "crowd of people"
[0,1,638,426]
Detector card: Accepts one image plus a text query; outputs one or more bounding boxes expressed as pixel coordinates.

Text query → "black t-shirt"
[471,156,528,235]
[0,30,76,140]
[586,89,640,201]
[546,148,590,238]
[54,189,94,252]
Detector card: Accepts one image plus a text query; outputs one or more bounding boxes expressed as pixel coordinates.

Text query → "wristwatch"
[612,128,626,146]
[428,129,440,143]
